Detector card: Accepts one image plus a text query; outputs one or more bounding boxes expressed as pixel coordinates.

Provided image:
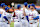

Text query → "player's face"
[9,9,14,13]
[3,5,5,9]
[30,6,34,10]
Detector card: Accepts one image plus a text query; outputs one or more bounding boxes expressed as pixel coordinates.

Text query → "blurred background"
[0,0,40,5]
[0,0,40,13]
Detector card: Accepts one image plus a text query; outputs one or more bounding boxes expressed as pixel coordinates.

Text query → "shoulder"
[21,8,23,10]
[25,8,28,10]
[33,10,38,15]
[25,8,29,12]
[34,10,38,13]
[0,9,5,12]
[0,9,3,11]
[15,10,18,12]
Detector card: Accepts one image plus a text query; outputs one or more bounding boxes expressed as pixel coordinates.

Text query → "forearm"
[3,16,8,21]
[33,16,39,20]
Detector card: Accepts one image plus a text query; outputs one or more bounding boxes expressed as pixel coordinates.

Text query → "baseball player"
[21,2,29,27]
[14,4,22,27]
[1,3,7,9]
[4,6,15,27]
[28,3,39,27]
[27,4,32,27]
[0,3,9,27]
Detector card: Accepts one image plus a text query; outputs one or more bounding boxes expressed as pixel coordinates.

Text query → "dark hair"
[25,5,27,7]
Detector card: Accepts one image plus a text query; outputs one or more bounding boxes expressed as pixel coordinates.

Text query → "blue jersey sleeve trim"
[3,16,8,21]
[33,16,39,20]
[26,16,29,22]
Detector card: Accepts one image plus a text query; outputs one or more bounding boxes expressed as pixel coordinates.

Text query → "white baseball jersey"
[0,8,5,22]
[21,8,29,27]
[3,12,14,23]
[21,8,29,20]
[15,9,24,22]
[29,10,38,23]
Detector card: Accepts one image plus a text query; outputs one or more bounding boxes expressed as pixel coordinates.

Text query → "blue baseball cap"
[30,3,35,8]
[31,3,36,9]
[5,7,10,11]
[28,5,30,8]
[1,3,5,7]
[24,2,27,6]
[17,4,21,9]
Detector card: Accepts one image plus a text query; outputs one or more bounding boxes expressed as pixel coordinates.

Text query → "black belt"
[7,23,9,24]
[14,21,20,22]
[21,17,24,19]
[18,21,20,22]
[34,22,37,23]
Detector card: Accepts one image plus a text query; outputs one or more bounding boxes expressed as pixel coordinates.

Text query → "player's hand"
[29,18,31,20]
[31,18,33,20]
[8,20,10,24]
[29,18,33,20]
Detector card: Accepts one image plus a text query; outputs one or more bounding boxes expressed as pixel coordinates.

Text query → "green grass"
[38,23,39,27]
[10,22,14,27]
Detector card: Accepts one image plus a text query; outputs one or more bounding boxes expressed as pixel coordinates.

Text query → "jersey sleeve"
[3,12,7,16]
[33,16,39,20]
[33,10,39,20]
[33,11,39,17]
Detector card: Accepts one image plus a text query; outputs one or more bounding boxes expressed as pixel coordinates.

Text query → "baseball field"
[10,22,39,27]
[10,22,14,27]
